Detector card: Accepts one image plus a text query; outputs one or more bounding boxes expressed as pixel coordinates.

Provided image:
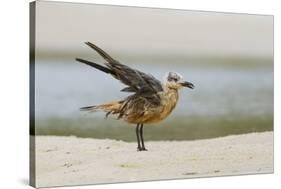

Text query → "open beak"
[181,81,195,89]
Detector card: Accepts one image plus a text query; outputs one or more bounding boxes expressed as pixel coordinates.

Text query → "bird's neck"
[163,87,179,106]
[164,85,179,94]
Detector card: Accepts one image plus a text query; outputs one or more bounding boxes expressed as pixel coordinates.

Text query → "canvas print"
[30,1,274,188]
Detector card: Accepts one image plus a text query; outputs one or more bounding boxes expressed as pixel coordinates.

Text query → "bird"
[76,42,194,151]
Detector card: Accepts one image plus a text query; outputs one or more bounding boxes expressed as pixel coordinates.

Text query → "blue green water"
[34,60,273,141]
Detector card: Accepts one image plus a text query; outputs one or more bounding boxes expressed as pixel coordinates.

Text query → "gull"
[76,42,194,151]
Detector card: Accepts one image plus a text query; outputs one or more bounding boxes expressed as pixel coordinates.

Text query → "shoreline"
[35,131,273,188]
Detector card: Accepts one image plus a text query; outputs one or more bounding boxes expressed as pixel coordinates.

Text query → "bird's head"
[164,72,194,90]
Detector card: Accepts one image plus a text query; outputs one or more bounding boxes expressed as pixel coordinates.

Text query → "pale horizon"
[35,1,273,59]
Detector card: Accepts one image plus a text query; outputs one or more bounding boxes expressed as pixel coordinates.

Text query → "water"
[35,60,273,140]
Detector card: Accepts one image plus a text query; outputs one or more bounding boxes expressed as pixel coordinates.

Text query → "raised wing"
[76,42,163,94]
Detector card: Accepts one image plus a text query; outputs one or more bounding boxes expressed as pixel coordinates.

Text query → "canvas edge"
[30,1,36,188]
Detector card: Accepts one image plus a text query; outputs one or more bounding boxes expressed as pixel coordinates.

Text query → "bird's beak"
[181,81,195,89]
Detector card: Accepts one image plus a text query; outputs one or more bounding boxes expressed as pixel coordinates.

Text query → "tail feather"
[80,101,122,116]
[80,105,97,111]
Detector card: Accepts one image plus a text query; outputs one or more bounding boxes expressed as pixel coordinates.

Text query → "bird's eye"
[167,75,179,82]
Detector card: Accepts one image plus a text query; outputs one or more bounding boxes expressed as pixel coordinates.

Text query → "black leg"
[136,124,141,151]
[140,124,147,151]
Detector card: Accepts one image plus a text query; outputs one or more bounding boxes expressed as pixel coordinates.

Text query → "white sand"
[35,132,273,187]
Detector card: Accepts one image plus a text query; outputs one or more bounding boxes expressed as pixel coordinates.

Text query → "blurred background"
[34,1,273,141]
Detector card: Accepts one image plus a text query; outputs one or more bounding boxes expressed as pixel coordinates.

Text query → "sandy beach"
[35,132,273,187]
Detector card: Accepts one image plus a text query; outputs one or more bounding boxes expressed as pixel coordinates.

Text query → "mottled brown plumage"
[76,42,194,151]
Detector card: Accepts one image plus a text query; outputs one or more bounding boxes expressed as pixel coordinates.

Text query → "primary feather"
[77,42,163,95]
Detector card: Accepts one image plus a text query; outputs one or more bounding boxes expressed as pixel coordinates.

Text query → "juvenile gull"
[76,42,194,151]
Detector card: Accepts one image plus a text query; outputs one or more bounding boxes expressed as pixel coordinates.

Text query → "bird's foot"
[137,147,148,151]
[141,147,148,151]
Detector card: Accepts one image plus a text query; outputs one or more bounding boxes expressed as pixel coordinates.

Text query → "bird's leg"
[140,124,147,151]
[136,124,142,151]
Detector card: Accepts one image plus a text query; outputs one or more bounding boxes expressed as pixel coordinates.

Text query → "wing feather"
[76,42,163,94]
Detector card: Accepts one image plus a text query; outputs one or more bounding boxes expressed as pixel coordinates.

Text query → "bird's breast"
[159,89,179,118]
[141,89,179,124]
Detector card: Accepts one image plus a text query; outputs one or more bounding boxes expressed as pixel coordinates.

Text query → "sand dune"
[35,132,273,188]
